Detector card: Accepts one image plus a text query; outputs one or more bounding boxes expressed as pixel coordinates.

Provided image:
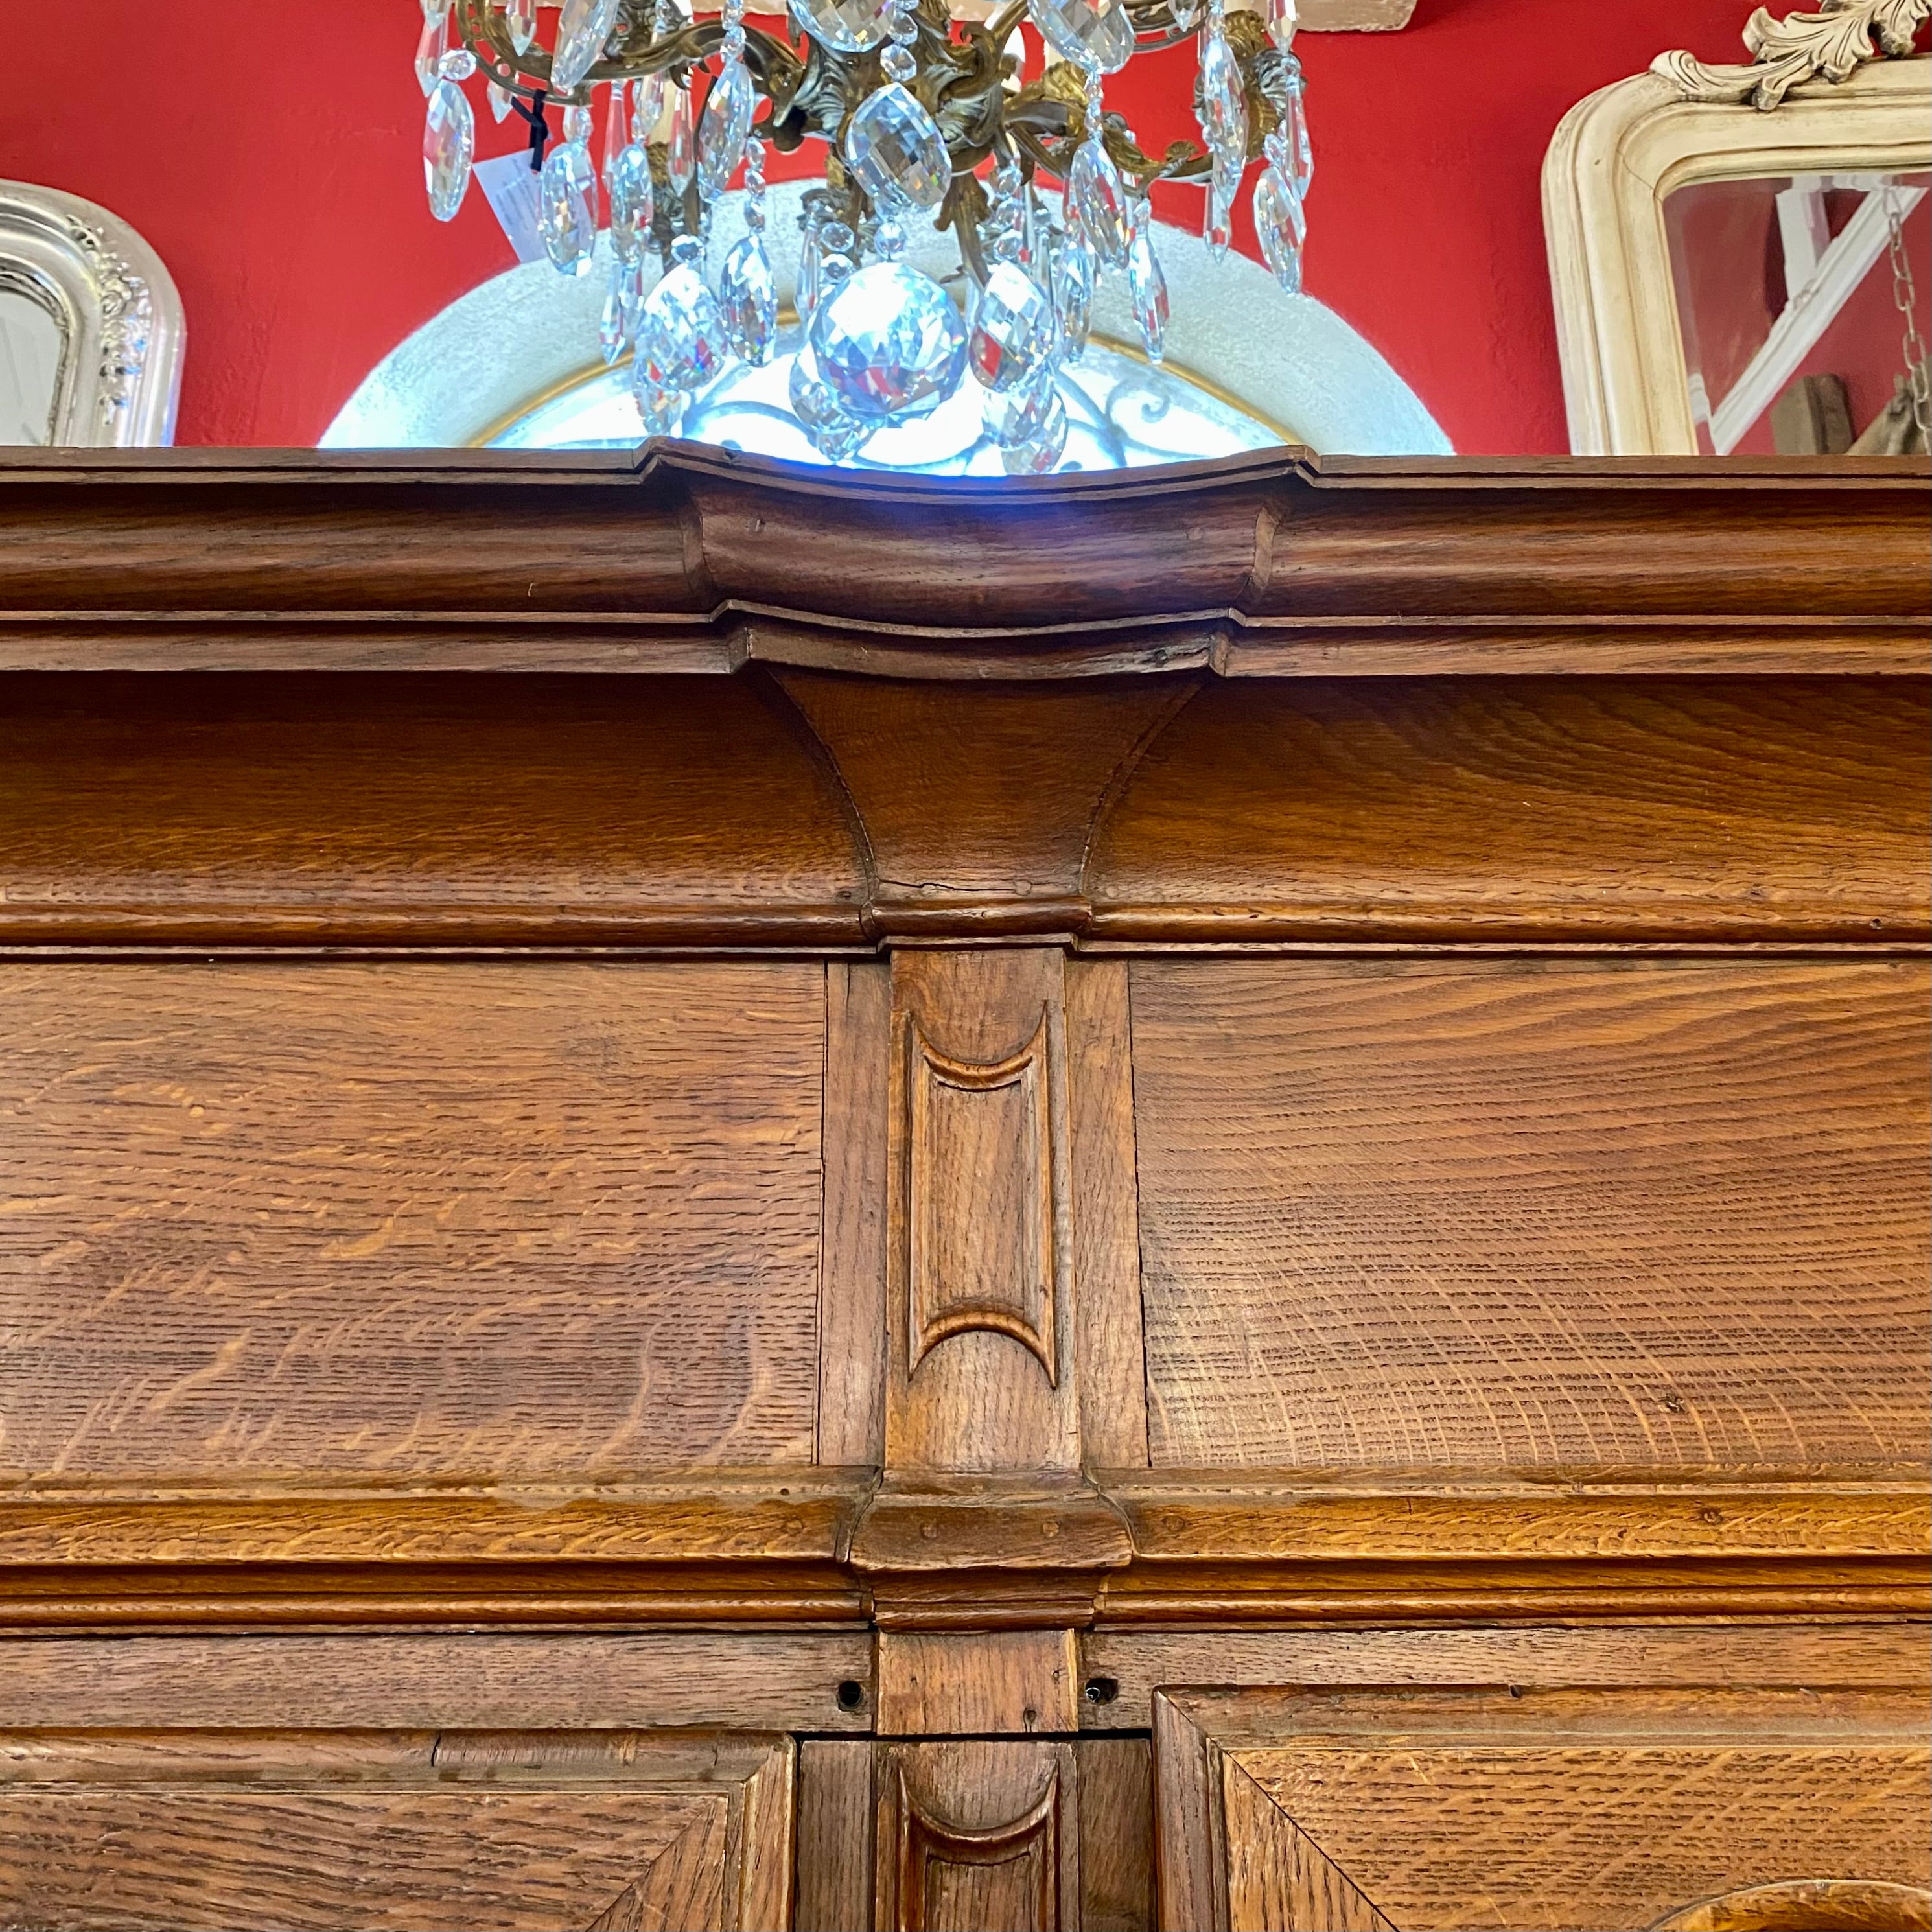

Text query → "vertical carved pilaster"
[847,948,1136,1738]
[886,949,1078,1476]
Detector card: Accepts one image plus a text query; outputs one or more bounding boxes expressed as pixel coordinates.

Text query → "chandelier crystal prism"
[416,0,1312,468]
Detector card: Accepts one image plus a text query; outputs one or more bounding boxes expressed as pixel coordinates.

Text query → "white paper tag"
[475,149,548,264]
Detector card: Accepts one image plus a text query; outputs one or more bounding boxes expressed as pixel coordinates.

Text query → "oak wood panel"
[1220,1766,1395,1932]
[0,1632,874,1732]
[793,1742,1151,1930]
[0,463,694,615]
[1131,957,1931,1472]
[1091,1474,1932,1622]
[1238,472,1931,621]
[0,674,865,945]
[798,1742,876,1932]
[1081,1622,1932,1730]
[0,960,825,1482]
[1088,678,1931,941]
[820,962,891,1469]
[1073,1739,1154,1932]
[1064,961,1149,1472]
[0,1729,794,1932]
[876,1631,1080,1736]
[1159,1686,1932,1932]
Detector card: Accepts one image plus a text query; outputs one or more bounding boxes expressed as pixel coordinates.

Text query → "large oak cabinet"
[0,447,1926,1930]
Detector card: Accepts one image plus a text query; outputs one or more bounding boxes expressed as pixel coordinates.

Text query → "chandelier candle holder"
[417,0,1311,470]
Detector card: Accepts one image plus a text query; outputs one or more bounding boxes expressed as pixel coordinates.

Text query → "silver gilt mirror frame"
[0,181,184,447]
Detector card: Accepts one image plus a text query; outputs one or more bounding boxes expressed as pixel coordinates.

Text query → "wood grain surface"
[1220,1767,1396,1932]
[0,1729,794,1932]
[1,451,1925,1905]
[3,452,1924,649]
[0,960,825,1482]
[787,1741,1153,1931]
[1082,1622,1932,1730]
[1131,957,1931,1472]
[0,1632,873,1732]
[1064,961,1149,1472]
[797,1742,876,1932]
[1073,1739,1154,1932]
[1158,1686,1932,1932]
[1176,1686,1931,1932]
[0,674,867,945]
[876,1630,1080,1736]
[771,671,1187,927]
[819,962,891,1469]
[1088,677,1930,942]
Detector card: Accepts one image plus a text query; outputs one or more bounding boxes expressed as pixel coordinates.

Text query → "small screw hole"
[835,1679,866,1712]
[1084,1675,1120,1706]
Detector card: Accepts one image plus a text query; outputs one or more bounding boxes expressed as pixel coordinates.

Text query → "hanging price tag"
[474,150,548,263]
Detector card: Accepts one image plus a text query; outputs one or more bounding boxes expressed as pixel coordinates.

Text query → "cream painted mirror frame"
[1542,16,1931,456]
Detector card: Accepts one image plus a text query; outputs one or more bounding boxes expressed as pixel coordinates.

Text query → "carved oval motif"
[1651,1879,1932,1932]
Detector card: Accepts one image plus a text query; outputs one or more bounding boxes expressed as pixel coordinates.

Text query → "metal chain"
[1881,176,1931,440]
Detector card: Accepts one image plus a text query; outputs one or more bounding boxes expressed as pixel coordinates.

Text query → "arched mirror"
[1542,19,1929,454]
[0,181,183,446]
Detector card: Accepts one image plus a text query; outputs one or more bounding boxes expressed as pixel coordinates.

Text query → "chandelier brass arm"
[447,0,1286,267]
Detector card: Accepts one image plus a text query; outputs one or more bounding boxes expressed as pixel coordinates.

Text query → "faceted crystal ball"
[968,262,1058,395]
[809,262,966,423]
[789,0,895,53]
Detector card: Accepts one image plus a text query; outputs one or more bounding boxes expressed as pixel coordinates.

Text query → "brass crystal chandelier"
[416,0,1310,469]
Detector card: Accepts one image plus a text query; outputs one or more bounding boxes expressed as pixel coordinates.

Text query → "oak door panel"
[1154,1686,1932,1932]
[0,1730,793,1932]
[0,960,824,1482]
[1131,957,1931,1472]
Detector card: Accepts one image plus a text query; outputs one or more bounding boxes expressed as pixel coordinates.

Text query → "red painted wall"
[0,0,1808,449]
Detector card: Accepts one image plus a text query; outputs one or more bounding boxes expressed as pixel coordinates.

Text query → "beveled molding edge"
[3,610,1926,679]
[2,448,1928,668]
[0,1470,1922,1633]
